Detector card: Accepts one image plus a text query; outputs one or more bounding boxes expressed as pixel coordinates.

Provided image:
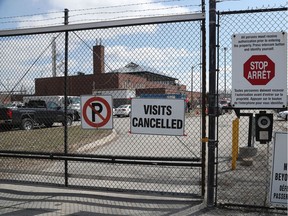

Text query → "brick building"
[35,44,187,98]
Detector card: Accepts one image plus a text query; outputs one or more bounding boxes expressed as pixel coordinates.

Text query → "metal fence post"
[207,0,217,207]
[64,8,69,187]
[201,0,207,198]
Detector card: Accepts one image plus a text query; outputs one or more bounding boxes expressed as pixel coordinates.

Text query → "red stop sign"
[243,55,275,85]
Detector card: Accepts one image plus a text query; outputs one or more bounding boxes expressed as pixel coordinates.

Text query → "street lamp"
[224,47,227,99]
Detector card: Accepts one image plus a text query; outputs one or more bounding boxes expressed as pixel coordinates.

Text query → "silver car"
[277,110,288,121]
[114,104,131,117]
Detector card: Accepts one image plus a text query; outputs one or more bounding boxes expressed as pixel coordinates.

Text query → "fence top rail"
[218,7,287,15]
[0,12,204,37]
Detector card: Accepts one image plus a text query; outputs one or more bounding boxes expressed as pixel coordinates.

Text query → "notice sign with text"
[232,32,287,108]
[269,132,287,205]
[130,98,185,136]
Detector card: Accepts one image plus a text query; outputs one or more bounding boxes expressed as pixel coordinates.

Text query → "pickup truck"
[0,100,74,130]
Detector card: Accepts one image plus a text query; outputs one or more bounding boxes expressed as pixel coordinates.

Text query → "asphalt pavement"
[0,115,286,215]
[0,182,283,216]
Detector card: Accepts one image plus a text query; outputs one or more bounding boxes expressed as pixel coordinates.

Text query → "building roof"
[110,62,177,80]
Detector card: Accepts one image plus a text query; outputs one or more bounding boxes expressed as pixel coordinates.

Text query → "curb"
[77,129,117,152]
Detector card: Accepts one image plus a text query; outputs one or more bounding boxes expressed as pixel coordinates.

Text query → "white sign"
[232,32,287,108]
[130,98,185,136]
[81,95,113,129]
[270,132,288,205]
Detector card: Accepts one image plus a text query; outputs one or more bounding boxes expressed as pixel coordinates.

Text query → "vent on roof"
[125,62,139,68]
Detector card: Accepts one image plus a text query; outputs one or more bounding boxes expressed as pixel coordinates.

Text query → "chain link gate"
[216,6,287,212]
[0,12,206,197]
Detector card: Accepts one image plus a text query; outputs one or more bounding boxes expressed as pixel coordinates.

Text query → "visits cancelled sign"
[232,32,287,108]
[130,98,185,136]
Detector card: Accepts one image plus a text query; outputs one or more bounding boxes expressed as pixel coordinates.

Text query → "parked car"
[219,99,231,114]
[113,106,116,116]
[114,104,131,117]
[277,110,288,121]
[6,101,25,109]
[0,100,74,130]
[23,95,81,121]
[217,104,224,116]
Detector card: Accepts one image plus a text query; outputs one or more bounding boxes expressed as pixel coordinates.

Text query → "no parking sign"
[81,95,113,129]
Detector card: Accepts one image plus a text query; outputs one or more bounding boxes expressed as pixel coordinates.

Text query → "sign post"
[232,32,287,108]
[81,95,113,129]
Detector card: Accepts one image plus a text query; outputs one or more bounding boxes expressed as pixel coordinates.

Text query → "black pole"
[214,10,220,205]
[201,0,207,198]
[248,114,253,147]
[238,112,253,147]
[224,47,227,98]
[207,0,217,207]
[64,8,69,187]
[191,66,194,109]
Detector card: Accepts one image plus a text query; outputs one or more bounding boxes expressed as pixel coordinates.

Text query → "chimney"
[52,37,57,77]
[93,44,105,74]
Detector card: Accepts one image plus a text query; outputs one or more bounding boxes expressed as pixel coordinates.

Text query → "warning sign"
[130,98,185,136]
[232,32,287,108]
[81,95,113,129]
[269,132,288,205]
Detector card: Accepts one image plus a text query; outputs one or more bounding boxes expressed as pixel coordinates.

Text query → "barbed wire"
[69,0,188,12]
[0,0,190,20]
[69,4,200,18]
[0,0,286,30]
[0,2,200,30]
[1,23,64,31]
[0,16,63,24]
[0,10,62,20]
[69,12,201,24]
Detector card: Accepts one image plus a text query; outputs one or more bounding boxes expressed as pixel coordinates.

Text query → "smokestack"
[93,44,105,75]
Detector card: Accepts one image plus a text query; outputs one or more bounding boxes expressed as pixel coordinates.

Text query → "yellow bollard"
[232,118,239,170]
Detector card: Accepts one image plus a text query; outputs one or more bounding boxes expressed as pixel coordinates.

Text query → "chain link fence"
[0,15,204,196]
[0,4,287,211]
[216,7,287,212]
